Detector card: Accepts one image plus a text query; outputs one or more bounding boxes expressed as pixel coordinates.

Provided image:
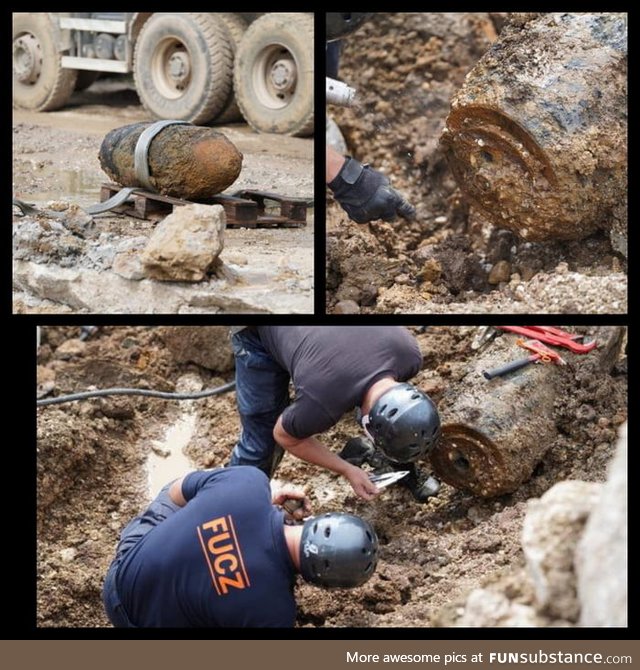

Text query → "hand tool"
[369,470,410,490]
[471,326,498,351]
[482,339,566,380]
[282,471,410,513]
[495,326,597,354]
[326,77,357,107]
[282,498,306,515]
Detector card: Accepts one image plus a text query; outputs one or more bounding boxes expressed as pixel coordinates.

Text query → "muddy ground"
[13,76,314,314]
[326,13,627,314]
[36,326,627,628]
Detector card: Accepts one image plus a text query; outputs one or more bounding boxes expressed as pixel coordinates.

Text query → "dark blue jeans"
[228,328,290,476]
[102,483,181,628]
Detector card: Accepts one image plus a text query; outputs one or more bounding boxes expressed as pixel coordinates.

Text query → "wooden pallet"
[99,183,308,229]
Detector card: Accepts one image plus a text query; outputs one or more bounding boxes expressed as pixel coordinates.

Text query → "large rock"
[141,204,226,282]
[522,480,601,621]
[158,327,234,373]
[13,260,312,314]
[457,588,541,627]
[576,423,627,627]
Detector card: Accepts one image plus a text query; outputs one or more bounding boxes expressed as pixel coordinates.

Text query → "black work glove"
[338,436,392,471]
[338,436,375,466]
[328,156,416,224]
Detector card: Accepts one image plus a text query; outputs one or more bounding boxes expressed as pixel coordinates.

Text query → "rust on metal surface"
[430,335,566,497]
[99,183,308,229]
[99,122,243,200]
[440,13,627,254]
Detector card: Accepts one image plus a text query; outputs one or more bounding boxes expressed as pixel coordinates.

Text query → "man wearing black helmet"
[326,12,416,224]
[103,466,378,628]
[228,326,441,503]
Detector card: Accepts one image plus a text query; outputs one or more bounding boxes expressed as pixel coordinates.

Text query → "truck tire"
[233,13,314,136]
[212,13,248,124]
[12,13,78,111]
[133,12,233,124]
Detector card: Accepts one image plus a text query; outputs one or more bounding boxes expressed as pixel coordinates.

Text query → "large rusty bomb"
[99,122,243,200]
[430,334,564,497]
[441,13,627,256]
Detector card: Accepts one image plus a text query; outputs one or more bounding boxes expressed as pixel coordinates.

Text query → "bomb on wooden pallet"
[98,122,243,201]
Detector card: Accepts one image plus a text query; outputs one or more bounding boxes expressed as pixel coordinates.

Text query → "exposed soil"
[326,13,627,314]
[14,76,314,314]
[36,326,627,627]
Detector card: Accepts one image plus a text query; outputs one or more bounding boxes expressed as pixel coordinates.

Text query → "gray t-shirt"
[256,326,422,439]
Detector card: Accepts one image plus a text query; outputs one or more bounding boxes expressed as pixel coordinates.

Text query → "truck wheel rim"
[252,43,298,110]
[13,33,42,85]
[150,36,192,99]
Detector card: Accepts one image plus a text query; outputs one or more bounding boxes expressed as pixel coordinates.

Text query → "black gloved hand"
[328,156,416,224]
[338,436,375,466]
[339,436,392,470]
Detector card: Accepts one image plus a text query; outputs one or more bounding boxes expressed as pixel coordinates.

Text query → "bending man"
[229,326,441,502]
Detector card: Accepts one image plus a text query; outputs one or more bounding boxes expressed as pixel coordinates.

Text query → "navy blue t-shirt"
[256,326,422,439]
[116,467,297,627]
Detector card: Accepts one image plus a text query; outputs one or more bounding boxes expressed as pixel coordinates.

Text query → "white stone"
[457,588,540,627]
[59,548,77,563]
[522,480,601,621]
[576,423,627,627]
[112,251,145,281]
[141,204,226,282]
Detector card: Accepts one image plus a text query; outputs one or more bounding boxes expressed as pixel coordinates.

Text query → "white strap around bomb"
[134,119,191,191]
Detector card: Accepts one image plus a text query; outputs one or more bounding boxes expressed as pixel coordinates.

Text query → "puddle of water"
[146,407,196,498]
[61,168,103,199]
[24,166,103,208]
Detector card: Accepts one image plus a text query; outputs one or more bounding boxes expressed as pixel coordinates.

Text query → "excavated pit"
[36,326,627,628]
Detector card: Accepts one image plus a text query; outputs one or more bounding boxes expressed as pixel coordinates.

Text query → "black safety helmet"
[300,513,379,588]
[326,13,374,42]
[365,383,441,463]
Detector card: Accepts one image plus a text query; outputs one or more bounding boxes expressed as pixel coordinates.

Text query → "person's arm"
[326,145,347,182]
[326,147,416,224]
[169,477,188,506]
[273,416,379,501]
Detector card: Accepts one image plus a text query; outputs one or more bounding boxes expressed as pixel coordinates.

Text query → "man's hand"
[169,476,188,506]
[344,463,380,501]
[272,485,312,522]
[328,156,416,224]
[273,416,379,503]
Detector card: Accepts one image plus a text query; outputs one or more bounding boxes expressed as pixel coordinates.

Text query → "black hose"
[37,380,236,407]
